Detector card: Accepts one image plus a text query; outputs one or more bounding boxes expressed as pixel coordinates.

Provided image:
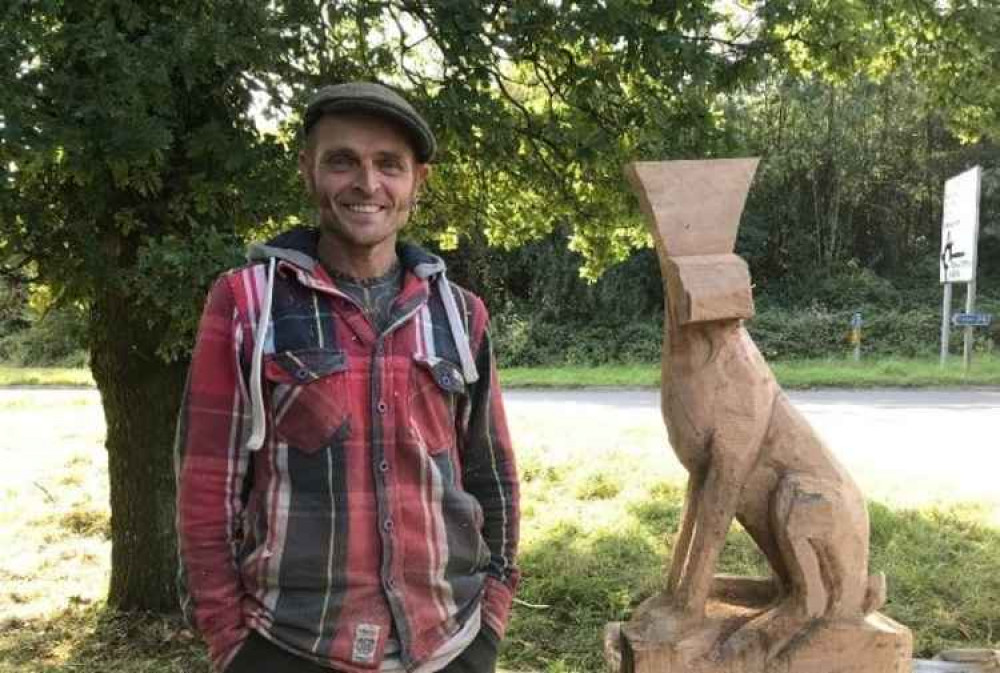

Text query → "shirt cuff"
[482,573,517,640]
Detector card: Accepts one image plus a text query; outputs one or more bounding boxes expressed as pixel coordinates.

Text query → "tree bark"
[89,288,189,612]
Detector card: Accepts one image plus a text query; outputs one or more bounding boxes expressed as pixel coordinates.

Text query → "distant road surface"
[504,388,1000,522]
[3,387,997,521]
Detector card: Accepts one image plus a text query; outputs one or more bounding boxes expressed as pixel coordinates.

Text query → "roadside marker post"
[850,312,863,362]
[940,282,952,366]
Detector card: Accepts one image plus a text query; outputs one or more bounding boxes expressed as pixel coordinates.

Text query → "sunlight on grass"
[772,355,1000,388]
[1,390,998,671]
[0,367,94,387]
[0,392,109,629]
[508,436,1000,671]
[3,357,1000,390]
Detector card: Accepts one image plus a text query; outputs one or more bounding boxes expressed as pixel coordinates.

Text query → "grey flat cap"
[304,82,436,163]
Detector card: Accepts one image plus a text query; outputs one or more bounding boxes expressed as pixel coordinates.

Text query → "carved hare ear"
[624,158,759,325]
[624,158,759,257]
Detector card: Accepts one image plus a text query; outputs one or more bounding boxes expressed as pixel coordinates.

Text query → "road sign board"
[850,312,863,328]
[951,312,992,327]
[940,166,981,283]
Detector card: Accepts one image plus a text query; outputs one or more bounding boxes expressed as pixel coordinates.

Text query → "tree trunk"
[89,288,189,612]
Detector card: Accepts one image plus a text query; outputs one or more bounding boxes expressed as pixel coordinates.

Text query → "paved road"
[504,388,1000,521]
[4,387,997,520]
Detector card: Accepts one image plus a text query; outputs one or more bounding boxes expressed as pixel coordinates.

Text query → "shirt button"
[295,369,310,381]
[386,577,396,590]
[377,401,388,414]
[383,519,394,532]
[379,460,389,472]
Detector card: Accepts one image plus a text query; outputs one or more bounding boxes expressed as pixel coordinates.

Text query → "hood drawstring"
[247,257,277,452]
[436,273,479,384]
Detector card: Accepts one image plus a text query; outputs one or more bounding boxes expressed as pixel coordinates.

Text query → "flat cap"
[303,82,436,163]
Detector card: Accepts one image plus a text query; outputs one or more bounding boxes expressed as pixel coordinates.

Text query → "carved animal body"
[626,159,885,661]
[662,320,883,646]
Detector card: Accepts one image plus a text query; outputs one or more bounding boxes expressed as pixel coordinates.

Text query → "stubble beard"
[315,192,415,253]
[304,168,420,254]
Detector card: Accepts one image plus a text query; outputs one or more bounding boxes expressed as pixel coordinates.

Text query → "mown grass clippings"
[0,603,211,673]
[0,395,110,630]
[56,507,111,539]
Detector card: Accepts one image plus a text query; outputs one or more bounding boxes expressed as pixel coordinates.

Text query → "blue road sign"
[951,312,993,327]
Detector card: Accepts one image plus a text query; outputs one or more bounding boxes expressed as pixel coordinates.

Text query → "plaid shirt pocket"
[408,354,466,454]
[265,348,352,453]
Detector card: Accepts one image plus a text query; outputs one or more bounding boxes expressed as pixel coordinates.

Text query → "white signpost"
[939,166,982,370]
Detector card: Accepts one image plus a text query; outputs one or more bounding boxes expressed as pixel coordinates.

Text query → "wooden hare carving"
[622,160,887,667]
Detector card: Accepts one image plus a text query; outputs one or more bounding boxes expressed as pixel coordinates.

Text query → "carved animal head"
[625,159,759,328]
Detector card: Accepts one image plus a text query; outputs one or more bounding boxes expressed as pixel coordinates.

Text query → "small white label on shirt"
[353,623,380,664]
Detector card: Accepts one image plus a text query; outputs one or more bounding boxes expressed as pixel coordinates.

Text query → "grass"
[4,356,1000,390]
[0,366,94,387]
[772,355,1000,388]
[503,356,1000,389]
[501,364,661,388]
[1,391,999,671]
[505,416,1000,672]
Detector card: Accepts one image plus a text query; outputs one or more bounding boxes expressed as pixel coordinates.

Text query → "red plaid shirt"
[175,230,519,672]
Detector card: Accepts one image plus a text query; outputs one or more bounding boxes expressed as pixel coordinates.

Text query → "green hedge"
[493,314,664,367]
[0,304,89,367]
[2,291,996,369]
[493,302,1000,367]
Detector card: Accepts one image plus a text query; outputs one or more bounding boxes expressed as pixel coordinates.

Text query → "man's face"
[299,114,429,254]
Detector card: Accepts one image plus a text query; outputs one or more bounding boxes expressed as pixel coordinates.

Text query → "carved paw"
[718,601,812,663]
[714,625,766,667]
[644,603,705,643]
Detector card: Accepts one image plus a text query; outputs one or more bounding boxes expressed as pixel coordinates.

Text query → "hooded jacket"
[175,228,519,672]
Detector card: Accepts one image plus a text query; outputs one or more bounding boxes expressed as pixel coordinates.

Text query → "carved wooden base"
[606,579,912,673]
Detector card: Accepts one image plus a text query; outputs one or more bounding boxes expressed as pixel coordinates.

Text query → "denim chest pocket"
[407,354,466,454]
[264,348,351,454]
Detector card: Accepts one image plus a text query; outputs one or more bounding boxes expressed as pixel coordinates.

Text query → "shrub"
[493,296,999,366]
[0,304,88,367]
[493,313,663,368]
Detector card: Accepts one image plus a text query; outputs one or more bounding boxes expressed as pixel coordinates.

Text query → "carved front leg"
[667,469,704,595]
[672,461,744,618]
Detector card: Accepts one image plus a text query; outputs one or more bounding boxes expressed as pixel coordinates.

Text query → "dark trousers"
[226,628,499,673]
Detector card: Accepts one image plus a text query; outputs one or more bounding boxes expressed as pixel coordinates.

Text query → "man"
[175,82,520,673]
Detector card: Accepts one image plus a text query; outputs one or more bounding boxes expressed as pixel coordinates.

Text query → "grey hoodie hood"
[243,227,478,452]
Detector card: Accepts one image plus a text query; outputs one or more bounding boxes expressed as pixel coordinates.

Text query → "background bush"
[458,230,1000,368]
[2,237,996,369]
[0,284,88,367]
[492,282,1000,367]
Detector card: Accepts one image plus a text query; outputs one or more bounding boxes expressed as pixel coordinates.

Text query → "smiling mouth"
[343,203,385,214]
